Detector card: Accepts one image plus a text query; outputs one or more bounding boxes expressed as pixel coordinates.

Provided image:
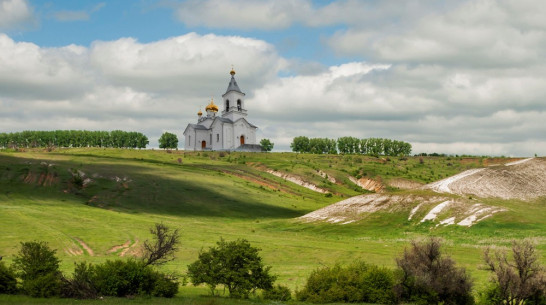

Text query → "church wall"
[184,132,194,150]
[224,125,233,149]
[211,123,224,151]
[195,129,210,150]
[233,121,256,146]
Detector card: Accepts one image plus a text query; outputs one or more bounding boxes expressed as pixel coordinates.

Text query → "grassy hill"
[1,148,545,298]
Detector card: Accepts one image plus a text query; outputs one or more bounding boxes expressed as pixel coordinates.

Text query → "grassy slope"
[0,148,545,298]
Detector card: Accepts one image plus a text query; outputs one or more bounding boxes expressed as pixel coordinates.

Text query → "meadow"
[0,148,545,304]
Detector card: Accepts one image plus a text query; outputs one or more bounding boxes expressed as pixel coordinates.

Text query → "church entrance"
[240,135,245,145]
[201,141,206,149]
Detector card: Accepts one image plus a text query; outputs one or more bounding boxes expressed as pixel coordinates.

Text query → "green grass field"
[1,148,545,303]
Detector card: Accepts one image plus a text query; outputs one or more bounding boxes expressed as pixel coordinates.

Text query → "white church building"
[183,69,260,151]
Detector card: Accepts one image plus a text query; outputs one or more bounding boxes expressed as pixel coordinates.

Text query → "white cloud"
[328,0,546,68]
[0,0,34,29]
[90,33,284,95]
[174,0,312,30]
[0,34,92,99]
[53,2,106,22]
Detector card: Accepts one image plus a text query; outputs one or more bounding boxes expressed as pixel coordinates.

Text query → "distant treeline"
[291,136,412,156]
[0,130,149,149]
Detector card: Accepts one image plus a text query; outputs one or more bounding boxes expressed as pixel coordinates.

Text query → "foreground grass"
[0,148,545,298]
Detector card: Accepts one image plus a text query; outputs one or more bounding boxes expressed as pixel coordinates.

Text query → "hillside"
[0,148,545,292]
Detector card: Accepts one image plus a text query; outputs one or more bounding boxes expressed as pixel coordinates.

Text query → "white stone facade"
[183,70,258,151]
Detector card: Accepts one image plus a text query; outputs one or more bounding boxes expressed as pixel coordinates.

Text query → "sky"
[0,0,545,156]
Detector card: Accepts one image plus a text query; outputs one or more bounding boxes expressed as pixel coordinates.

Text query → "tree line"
[0,130,149,149]
[291,136,412,156]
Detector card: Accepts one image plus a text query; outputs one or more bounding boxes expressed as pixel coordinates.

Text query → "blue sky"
[1,0,545,156]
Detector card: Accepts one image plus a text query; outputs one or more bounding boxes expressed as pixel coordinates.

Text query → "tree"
[13,241,62,297]
[142,223,180,266]
[290,136,310,153]
[483,240,546,305]
[260,138,274,152]
[159,132,178,149]
[395,237,474,305]
[187,238,276,298]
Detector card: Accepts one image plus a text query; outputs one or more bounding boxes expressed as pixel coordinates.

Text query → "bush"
[91,259,179,298]
[92,259,157,297]
[395,238,474,305]
[263,284,292,301]
[152,274,179,298]
[23,272,62,298]
[296,261,396,304]
[13,241,62,297]
[188,238,276,298]
[60,262,98,299]
[483,240,546,305]
[0,262,17,294]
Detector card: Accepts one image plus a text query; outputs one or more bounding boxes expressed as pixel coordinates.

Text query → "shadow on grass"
[0,153,303,219]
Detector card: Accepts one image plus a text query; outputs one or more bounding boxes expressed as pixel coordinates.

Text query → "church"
[183,69,260,151]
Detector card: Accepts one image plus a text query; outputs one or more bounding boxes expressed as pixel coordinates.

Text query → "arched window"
[237,99,241,111]
[210,134,212,144]
[216,134,219,142]
[226,100,230,111]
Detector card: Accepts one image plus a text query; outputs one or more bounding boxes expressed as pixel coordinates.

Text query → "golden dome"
[205,98,219,112]
[230,65,236,76]
[197,109,203,116]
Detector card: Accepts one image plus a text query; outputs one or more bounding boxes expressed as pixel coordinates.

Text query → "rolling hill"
[0,148,545,293]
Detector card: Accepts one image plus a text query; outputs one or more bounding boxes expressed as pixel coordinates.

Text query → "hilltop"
[0,148,545,292]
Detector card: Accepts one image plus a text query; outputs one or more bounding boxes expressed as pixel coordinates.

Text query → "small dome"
[230,68,236,76]
[197,109,202,116]
[205,99,219,112]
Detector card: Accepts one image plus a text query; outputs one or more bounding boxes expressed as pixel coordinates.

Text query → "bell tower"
[221,68,247,122]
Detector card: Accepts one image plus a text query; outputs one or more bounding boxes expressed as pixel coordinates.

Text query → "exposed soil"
[387,178,424,190]
[107,240,131,254]
[120,239,140,257]
[74,237,94,256]
[425,158,546,200]
[298,194,505,227]
[264,169,328,193]
[316,170,337,184]
[348,176,384,192]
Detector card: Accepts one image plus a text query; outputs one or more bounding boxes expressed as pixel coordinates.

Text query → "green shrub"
[296,261,395,304]
[91,259,178,298]
[0,262,17,294]
[23,273,62,297]
[61,262,98,299]
[263,284,292,301]
[92,259,157,297]
[13,241,62,298]
[152,274,179,298]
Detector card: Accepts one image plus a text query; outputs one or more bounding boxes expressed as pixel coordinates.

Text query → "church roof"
[225,75,244,95]
[189,124,209,130]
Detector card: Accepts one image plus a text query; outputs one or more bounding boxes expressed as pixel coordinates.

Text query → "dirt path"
[74,237,94,256]
[107,240,131,254]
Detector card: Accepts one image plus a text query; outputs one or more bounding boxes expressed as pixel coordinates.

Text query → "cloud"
[0,0,35,29]
[249,60,546,156]
[53,2,105,22]
[90,33,284,95]
[174,0,313,30]
[327,0,546,68]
